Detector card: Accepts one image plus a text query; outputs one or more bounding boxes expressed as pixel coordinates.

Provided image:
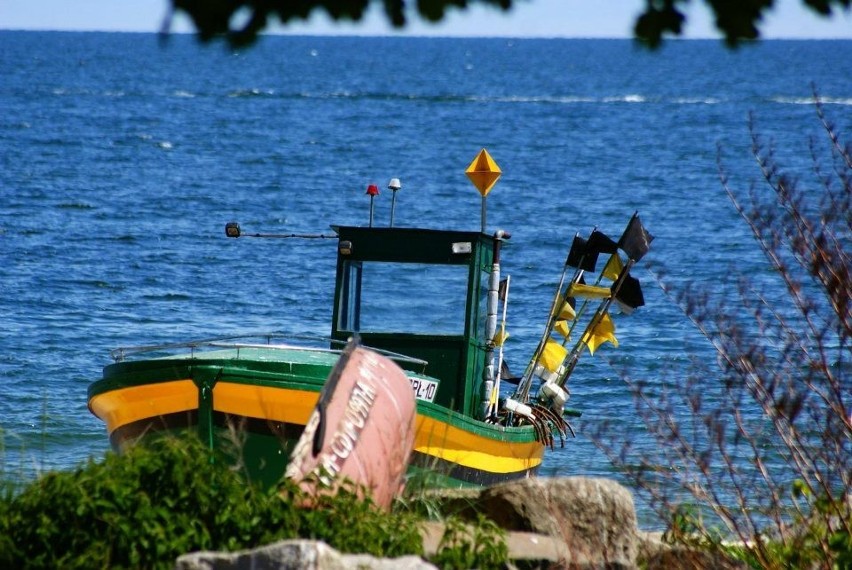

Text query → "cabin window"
[479,270,490,343]
[339,261,468,334]
[338,261,362,332]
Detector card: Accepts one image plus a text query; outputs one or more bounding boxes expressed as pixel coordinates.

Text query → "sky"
[1,0,851,39]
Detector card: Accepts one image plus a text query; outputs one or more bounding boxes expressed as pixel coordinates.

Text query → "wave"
[467,94,597,104]
[671,96,722,104]
[74,279,124,291]
[771,95,852,106]
[603,94,646,103]
[142,293,193,302]
[61,87,729,106]
[227,88,276,98]
[50,87,124,97]
[278,90,725,106]
[46,88,776,107]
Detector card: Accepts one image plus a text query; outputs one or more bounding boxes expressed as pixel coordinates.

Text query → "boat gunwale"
[90,369,541,443]
[108,332,430,369]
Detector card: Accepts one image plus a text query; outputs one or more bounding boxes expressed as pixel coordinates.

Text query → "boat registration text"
[409,377,438,403]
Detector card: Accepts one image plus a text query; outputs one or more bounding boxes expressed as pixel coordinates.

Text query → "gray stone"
[636,530,749,570]
[465,477,639,569]
[174,539,437,570]
[421,520,570,568]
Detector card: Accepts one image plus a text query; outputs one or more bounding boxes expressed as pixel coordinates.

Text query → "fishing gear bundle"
[493,212,653,442]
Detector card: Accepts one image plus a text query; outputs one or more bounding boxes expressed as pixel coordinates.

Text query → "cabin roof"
[332,225,495,265]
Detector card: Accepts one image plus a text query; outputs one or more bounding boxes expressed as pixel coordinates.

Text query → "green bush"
[0,436,423,569]
[430,514,508,570]
[0,434,512,569]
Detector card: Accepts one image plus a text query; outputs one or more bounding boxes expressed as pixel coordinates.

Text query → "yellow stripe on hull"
[88,379,198,435]
[212,382,318,424]
[414,415,544,474]
[89,380,542,476]
[89,380,320,435]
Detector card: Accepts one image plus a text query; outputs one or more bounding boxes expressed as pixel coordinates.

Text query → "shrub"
[430,513,508,570]
[0,436,423,569]
[596,89,850,569]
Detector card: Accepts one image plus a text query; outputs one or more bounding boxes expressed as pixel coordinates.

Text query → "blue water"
[2,32,850,523]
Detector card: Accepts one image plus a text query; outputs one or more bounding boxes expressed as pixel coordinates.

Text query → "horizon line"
[3,28,852,41]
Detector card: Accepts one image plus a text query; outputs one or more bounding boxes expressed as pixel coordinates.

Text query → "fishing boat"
[88,150,653,490]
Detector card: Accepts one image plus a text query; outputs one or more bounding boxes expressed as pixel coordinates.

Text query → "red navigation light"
[366,184,380,196]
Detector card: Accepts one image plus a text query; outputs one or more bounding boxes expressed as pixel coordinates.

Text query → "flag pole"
[465,148,501,235]
[558,258,635,387]
[516,226,615,402]
[488,274,511,419]
[515,241,588,402]
[558,212,652,386]
[481,230,509,419]
[562,254,616,346]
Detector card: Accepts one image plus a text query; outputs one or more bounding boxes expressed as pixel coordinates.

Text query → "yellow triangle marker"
[465,148,502,197]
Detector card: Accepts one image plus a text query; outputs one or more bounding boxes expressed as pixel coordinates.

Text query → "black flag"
[587,230,619,255]
[498,278,509,302]
[613,273,645,311]
[618,213,654,262]
[566,229,618,272]
[499,360,521,385]
[566,235,599,272]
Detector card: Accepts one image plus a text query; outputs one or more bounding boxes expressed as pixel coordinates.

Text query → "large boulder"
[464,477,639,569]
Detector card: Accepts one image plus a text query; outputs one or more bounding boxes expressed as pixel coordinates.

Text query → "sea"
[1,31,850,526]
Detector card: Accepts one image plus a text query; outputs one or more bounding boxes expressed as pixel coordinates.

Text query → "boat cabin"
[330,226,498,418]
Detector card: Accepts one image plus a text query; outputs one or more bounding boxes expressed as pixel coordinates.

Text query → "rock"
[420,520,570,568]
[641,545,749,570]
[635,530,748,570]
[635,530,667,564]
[503,530,573,568]
[464,477,639,569]
[174,539,437,570]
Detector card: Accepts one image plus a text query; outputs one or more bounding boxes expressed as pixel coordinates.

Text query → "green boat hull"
[89,347,544,489]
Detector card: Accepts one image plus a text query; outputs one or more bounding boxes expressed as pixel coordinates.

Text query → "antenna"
[224,222,334,239]
[388,178,401,227]
[365,184,379,227]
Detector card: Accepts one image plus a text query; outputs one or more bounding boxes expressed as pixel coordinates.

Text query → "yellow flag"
[540,339,567,373]
[568,282,611,299]
[582,313,618,355]
[493,327,509,347]
[553,320,571,340]
[602,253,624,281]
[557,301,576,321]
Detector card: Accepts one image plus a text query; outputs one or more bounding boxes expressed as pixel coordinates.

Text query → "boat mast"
[482,230,510,419]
